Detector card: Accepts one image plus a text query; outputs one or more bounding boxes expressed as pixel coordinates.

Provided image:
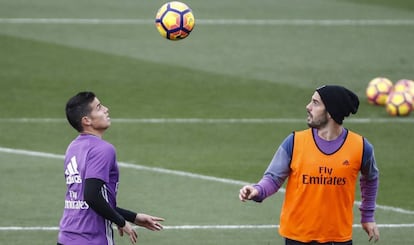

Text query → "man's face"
[306,91,329,128]
[85,97,111,131]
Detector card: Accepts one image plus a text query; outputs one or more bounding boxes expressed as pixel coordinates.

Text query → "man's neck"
[81,129,104,138]
[316,125,343,141]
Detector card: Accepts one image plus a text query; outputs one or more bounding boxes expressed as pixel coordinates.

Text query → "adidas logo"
[65,156,82,184]
[342,160,350,166]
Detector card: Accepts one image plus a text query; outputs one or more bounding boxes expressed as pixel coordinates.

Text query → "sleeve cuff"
[251,184,264,202]
[360,209,375,223]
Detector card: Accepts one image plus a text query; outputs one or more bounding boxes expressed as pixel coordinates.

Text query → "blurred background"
[0,0,413,244]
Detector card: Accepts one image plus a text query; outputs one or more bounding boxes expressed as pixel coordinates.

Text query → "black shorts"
[285,238,352,245]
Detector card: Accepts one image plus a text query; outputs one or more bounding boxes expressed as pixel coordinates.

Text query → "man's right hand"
[118,222,138,244]
[239,185,259,201]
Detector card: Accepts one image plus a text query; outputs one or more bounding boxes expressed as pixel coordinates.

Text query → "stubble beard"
[307,112,329,129]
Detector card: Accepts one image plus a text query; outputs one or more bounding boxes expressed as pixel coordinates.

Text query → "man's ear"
[326,111,332,120]
[81,116,92,126]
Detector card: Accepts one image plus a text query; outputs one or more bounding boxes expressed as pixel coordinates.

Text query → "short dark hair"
[65,92,96,132]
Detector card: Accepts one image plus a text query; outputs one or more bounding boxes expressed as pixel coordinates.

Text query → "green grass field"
[1,0,414,244]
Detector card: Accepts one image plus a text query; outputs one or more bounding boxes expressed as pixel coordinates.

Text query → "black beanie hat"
[316,85,359,125]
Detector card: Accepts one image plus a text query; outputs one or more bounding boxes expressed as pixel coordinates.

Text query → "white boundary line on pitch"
[1,146,414,216]
[1,223,414,231]
[1,117,414,124]
[1,18,414,26]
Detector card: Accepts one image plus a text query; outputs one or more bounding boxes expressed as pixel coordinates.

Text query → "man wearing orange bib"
[239,85,379,244]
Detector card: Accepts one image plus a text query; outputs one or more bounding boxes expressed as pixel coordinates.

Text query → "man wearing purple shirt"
[58,92,164,245]
[239,85,380,244]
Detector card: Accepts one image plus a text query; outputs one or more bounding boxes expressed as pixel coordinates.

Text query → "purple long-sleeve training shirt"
[253,128,379,223]
[58,134,120,245]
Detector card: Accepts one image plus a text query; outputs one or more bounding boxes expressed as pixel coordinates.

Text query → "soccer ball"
[385,91,413,116]
[393,79,414,96]
[155,1,195,40]
[365,77,393,105]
